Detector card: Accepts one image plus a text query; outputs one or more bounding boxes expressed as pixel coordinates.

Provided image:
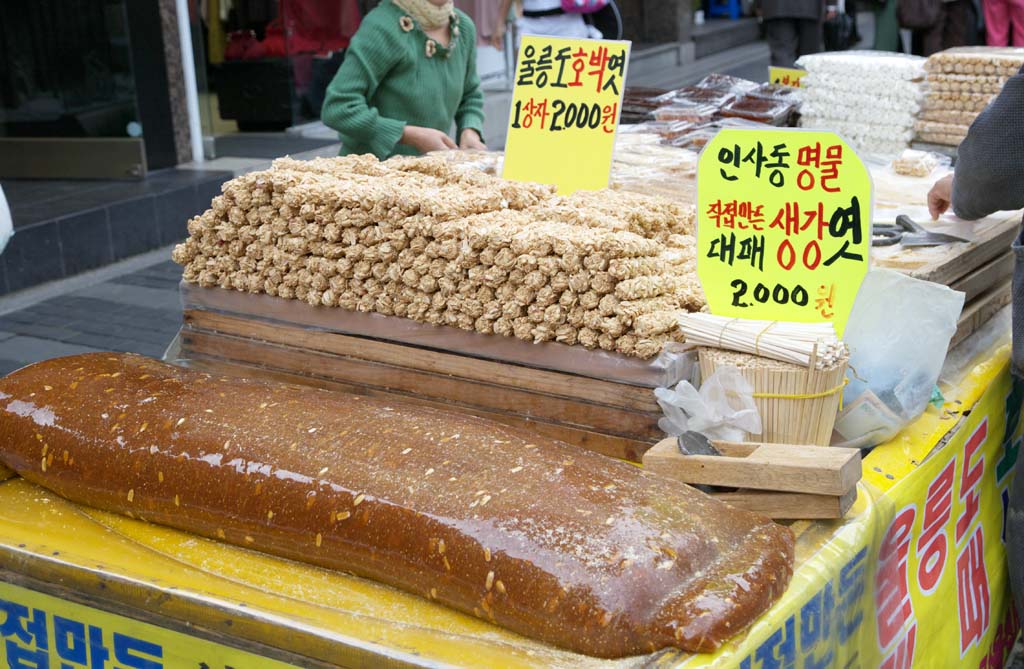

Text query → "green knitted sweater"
[321,2,485,159]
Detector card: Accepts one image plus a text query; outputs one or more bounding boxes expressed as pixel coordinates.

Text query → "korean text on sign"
[696,129,872,335]
[503,36,630,195]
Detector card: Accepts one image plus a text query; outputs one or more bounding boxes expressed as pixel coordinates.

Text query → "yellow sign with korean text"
[0,581,303,669]
[769,66,808,88]
[502,36,630,195]
[696,129,872,336]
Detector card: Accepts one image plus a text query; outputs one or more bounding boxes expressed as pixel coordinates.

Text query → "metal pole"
[175,0,206,163]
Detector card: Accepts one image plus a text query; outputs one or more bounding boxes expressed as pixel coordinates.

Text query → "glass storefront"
[0,0,147,178]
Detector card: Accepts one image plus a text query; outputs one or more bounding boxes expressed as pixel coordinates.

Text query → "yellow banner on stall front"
[696,129,872,336]
[0,581,303,669]
[769,66,808,88]
[682,347,1022,669]
[502,36,630,195]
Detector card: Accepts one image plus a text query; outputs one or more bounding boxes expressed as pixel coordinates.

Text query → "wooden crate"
[180,310,663,462]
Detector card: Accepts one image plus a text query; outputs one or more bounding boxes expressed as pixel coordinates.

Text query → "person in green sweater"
[322,0,487,158]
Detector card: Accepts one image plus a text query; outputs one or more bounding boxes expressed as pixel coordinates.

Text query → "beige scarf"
[392,0,454,29]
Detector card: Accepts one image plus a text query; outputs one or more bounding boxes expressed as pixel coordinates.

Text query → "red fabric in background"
[282,0,362,53]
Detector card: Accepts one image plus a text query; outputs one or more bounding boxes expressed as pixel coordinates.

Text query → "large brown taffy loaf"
[0,353,794,657]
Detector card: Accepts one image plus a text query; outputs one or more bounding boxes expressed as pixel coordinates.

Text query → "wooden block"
[182,329,663,441]
[951,280,1012,349]
[185,351,657,463]
[185,310,661,413]
[908,214,1019,286]
[950,252,1014,302]
[642,438,861,496]
[710,488,858,520]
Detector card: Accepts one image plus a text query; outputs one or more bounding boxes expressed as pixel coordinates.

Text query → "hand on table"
[401,126,457,154]
[927,174,954,220]
[460,129,487,151]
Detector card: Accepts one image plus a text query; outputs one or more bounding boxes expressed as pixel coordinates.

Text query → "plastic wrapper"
[797,51,926,157]
[654,365,762,441]
[652,103,719,124]
[918,108,981,125]
[617,120,693,142]
[890,148,948,177]
[0,352,795,658]
[720,96,794,125]
[927,73,1008,94]
[835,269,965,448]
[915,130,968,146]
[924,46,1024,76]
[922,90,997,112]
[183,282,692,388]
[914,119,970,137]
[746,82,803,103]
[694,73,758,94]
[670,86,736,108]
[797,50,927,81]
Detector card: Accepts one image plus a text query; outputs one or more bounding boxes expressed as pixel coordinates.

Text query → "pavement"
[0,249,183,375]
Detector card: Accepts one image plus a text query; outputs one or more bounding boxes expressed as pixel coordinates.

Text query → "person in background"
[321,0,486,158]
[913,0,973,55]
[983,0,1024,45]
[927,67,1024,622]
[491,0,602,50]
[760,0,824,67]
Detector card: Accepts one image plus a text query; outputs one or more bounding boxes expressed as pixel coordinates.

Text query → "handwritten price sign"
[696,129,872,336]
[502,36,630,195]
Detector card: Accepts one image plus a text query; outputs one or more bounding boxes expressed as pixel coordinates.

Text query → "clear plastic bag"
[835,269,965,448]
[655,365,763,441]
[720,96,795,125]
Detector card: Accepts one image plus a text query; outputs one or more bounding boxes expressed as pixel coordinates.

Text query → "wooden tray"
[180,310,662,462]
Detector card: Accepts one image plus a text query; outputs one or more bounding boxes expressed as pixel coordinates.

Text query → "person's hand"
[491,22,506,50]
[927,174,954,220]
[401,126,457,154]
[460,129,487,151]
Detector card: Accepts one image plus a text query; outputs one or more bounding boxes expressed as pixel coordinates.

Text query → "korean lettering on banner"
[735,547,867,669]
[875,506,918,669]
[0,596,163,668]
[696,129,871,336]
[503,36,630,195]
[956,419,992,657]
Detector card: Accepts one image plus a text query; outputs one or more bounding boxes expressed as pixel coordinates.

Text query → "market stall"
[1,45,1023,669]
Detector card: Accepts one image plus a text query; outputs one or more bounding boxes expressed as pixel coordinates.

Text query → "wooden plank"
[951,281,1012,349]
[949,252,1014,302]
[711,488,857,520]
[185,356,655,462]
[908,215,1019,286]
[185,310,660,412]
[642,438,861,496]
[182,329,663,440]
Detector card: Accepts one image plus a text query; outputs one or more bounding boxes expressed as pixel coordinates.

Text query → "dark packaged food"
[670,127,721,150]
[720,96,795,126]
[671,86,736,108]
[747,83,803,102]
[694,73,759,93]
[652,103,720,124]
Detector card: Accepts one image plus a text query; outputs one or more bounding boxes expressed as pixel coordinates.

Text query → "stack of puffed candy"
[172,155,704,359]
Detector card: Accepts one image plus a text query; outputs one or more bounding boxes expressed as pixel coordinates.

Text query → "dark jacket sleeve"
[951,67,1024,221]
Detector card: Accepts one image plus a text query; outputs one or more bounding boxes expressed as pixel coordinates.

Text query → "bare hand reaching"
[459,129,487,151]
[927,174,954,220]
[401,126,457,154]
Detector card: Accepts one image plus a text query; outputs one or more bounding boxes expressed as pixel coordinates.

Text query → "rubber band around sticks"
[717,317,742,349]
[753,378,851,410]
[754,321,778,357]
